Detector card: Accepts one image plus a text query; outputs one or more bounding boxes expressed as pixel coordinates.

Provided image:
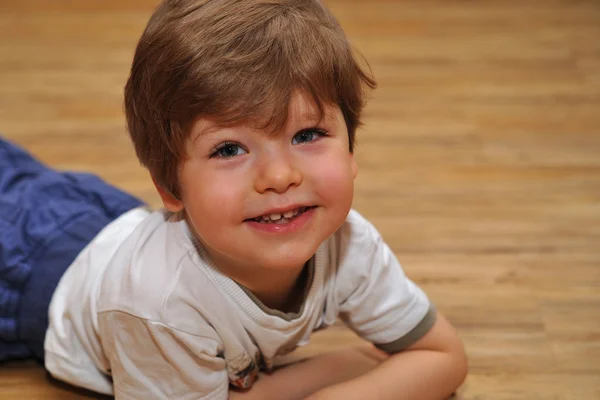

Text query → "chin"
[257,250,315,272]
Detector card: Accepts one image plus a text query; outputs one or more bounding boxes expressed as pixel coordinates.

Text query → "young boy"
[0,0,467,398]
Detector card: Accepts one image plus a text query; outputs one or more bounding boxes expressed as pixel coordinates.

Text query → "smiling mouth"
[247,206,316,224]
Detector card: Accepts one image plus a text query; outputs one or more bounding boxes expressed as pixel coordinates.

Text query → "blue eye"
[211,143,247,158]
[292,128,327,145]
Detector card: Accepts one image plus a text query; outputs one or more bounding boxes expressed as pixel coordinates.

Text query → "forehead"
[191,92,340,140]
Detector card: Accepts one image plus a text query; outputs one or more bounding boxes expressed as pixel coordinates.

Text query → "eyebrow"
[190,105,334,142]
[190,121,223,143]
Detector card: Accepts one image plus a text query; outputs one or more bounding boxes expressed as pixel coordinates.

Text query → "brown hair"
[124,0,376,198]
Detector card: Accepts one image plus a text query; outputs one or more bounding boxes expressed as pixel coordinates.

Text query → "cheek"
[184,183,243,252]
[308,155,355,200]
[183,171,246,227]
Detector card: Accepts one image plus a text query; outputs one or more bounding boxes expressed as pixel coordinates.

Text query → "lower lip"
[245,207,315,234]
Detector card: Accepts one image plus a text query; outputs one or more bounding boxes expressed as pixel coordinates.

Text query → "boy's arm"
[307,312,467,400]
[229,312,465,400]
[229,344,387,400]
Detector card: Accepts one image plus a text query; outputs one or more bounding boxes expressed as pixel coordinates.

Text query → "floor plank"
[1,0,599,398]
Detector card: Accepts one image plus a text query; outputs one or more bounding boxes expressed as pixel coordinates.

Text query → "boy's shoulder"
[326,209,391,287]
[337,208,383,247]
[96,209,216,334]
[323,209,383,277]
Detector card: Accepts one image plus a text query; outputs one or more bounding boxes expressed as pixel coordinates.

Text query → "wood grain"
[1,0,599,399]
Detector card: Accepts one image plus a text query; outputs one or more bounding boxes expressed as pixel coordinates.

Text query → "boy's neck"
[247,263,310,313]
[187,219,312,313]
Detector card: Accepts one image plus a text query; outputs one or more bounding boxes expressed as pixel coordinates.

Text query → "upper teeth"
[260,207,303,221]
[283,210,295,218]
[266,213,282,221]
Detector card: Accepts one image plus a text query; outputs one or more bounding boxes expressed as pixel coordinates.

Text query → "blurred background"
[1,0,599,399]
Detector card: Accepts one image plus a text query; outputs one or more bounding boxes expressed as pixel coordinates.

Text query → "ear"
[350,153,358,179]
[151,176,184,212]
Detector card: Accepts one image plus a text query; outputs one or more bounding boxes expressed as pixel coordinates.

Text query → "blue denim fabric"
[0,136,143,361]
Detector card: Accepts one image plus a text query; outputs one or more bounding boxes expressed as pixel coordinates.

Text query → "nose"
[254,150,302,194]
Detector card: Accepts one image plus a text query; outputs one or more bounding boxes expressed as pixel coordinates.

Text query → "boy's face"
[156,92,357,282]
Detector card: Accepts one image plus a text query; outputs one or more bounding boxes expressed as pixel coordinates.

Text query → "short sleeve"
[98,310,229,400]
[335,211,436,352]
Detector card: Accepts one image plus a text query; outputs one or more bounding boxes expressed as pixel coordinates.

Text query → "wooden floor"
[1,0,599,399]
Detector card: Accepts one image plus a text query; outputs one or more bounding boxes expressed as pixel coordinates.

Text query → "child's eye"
[211,143,248,158]
[292,128,327,145]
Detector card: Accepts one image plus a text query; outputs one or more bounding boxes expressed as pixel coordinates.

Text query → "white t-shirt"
[44,208,435,399]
